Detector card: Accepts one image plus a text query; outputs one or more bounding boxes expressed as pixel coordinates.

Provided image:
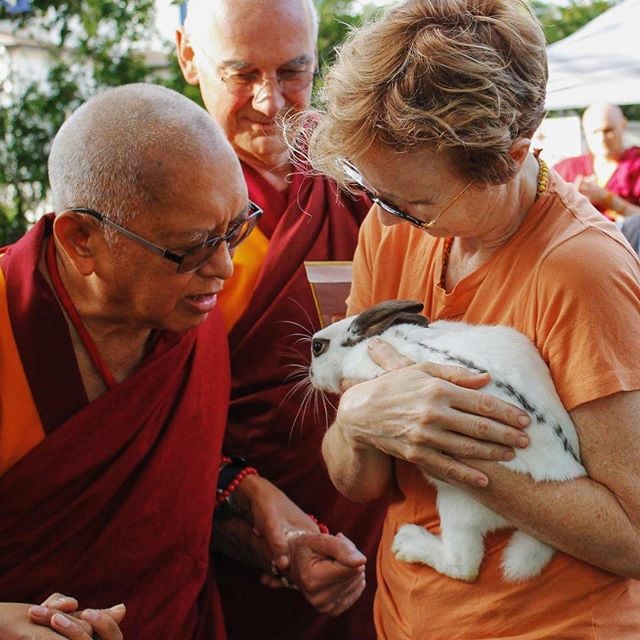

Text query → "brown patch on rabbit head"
[344,300,430,346]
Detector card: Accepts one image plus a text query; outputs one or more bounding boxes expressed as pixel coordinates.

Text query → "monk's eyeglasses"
[70,202,262,273]
[220,66,318,98]
[191,38,318,98]
[342,160,472,230]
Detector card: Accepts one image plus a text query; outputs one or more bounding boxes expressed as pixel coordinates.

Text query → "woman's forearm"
[458,391,640,578]
[322,417,393,503]
[462,464,640,578]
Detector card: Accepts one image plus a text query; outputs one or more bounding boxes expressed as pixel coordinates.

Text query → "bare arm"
[211,474,323,570]
[575,175,640,217]
[454,390,640,577]
[321,389,395,503]
[212,474,368,614]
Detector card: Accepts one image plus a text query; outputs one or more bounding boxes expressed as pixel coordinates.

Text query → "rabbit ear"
[350,300,429,340]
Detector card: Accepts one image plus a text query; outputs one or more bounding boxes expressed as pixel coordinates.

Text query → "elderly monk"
[176,2,380,639]
[0,83,364,640]
[554,103,640,221]
[555,103,640,254]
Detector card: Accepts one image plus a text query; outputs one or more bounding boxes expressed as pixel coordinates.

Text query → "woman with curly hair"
[308,1,640,637]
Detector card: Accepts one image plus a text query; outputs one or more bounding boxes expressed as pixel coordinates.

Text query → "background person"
[306,1,640,637]
[176,1,381,638]
[554,102,640,222]
[0,83,364,640]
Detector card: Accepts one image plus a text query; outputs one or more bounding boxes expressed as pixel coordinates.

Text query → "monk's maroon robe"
[554,147,640,215]
[0,216,230,639]
[217,165,387,640]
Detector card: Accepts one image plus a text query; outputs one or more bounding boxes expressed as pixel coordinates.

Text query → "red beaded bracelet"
[216,465,259,507]
[308,513,330,534]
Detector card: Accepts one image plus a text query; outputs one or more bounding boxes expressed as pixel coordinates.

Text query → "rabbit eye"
[312,338,330,357]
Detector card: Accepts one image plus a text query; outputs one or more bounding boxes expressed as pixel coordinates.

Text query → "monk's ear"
[509,138,532,169]
[53,211,102,276]
[176,27,200,86]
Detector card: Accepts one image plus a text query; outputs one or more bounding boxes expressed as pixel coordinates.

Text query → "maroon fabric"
[554,147,640,214]
[2,214,87,433]
[0,218,230,640]
[218,164,387,640]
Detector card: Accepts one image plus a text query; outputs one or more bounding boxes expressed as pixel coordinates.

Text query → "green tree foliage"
[0,0,633,243]
[0,0,160,244]
[0,0,374,244]
[316,0,368,69]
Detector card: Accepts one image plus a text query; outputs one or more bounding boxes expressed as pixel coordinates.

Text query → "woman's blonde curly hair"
[307,0,548,186]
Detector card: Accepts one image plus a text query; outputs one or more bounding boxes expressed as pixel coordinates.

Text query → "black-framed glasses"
[342,160,472,230]
[191,38,317,97]
[70,202,262,274]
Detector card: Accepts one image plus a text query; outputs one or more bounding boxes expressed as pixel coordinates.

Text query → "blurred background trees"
[0,0,158,243]
[0,0,627,243]
[532,0,615,43]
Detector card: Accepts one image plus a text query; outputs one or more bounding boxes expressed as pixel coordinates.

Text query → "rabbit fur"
[309,300,587,582]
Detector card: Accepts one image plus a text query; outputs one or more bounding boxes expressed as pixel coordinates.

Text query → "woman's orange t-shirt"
[348,175,640,639]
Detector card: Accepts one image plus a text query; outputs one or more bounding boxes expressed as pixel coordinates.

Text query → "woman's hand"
[335,338,531,488]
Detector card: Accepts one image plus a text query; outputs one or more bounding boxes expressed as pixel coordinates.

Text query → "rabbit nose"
[312,338,330,358]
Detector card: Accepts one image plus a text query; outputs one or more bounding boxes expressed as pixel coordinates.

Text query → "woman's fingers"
[367,337,415,370]
[367,339,531,434]
[413,360,491,389]
[444,381,530,443]
[415,448,492,487]
[368,337,493,388]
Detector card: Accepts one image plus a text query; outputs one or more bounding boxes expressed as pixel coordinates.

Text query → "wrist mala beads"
[214,456,330,534]
[216,456,259,510]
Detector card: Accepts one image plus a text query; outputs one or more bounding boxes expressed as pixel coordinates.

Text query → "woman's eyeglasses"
[342,160,472,230]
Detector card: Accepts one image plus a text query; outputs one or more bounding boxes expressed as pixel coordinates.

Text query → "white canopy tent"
[545,0,640,111]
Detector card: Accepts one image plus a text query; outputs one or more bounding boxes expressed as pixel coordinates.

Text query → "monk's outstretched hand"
[261,532,366,616]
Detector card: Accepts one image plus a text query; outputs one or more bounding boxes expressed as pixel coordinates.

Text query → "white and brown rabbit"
[308,300,586,583]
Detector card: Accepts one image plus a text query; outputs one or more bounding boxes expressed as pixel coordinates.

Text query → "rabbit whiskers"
[278,315,336,443]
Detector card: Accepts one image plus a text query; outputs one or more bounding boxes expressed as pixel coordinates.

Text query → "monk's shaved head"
[48,83,239,225]
[582,102,626,129]
[581,102,628,161]
[183,0,319,43]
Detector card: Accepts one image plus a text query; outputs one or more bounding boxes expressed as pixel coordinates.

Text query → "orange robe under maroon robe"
[0,215,230,639]
[216,163,387,640]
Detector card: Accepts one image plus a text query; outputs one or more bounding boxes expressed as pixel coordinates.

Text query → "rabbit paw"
[392,524,439,564]
[392,524,480,582]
